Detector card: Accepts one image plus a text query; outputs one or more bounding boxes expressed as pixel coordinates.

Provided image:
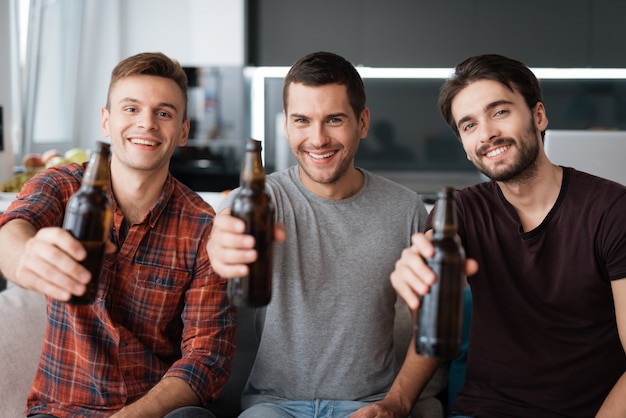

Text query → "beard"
[474,117,541,183]
[294,142,358,186]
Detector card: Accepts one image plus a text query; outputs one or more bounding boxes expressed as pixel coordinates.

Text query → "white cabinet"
[121,0,245,67]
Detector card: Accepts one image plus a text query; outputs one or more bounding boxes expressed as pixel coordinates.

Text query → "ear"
[534,102,549,132]
[178,118,190,147]
[359,107,370,140]
[100,107,110,137]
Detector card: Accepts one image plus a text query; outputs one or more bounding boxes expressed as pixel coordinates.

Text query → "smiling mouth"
[485,145,510,158]
[130,138,159,147]
[308,151,336,160]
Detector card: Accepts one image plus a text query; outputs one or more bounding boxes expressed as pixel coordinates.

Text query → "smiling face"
[101,74,189,175]
[452,79,548,182]
[284,82,369,197]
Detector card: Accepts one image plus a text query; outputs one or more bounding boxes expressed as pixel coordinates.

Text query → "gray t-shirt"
[221,166,427,407]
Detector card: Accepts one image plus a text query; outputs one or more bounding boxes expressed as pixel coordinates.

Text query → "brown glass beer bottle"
[416,186,466,359]
[227,139,275,307]
[62,141,113,305]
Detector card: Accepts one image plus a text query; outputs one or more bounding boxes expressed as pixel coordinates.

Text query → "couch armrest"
[0,285,47,416]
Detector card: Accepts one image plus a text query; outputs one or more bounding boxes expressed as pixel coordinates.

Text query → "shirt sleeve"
[163,230,237,405]
[0,166,79,229]
[600,192,626,281]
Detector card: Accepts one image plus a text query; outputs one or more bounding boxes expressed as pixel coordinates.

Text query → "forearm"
[112,377,201,417]
[0,219,35,285]
[381,341,441,416]
[596,371,626,417]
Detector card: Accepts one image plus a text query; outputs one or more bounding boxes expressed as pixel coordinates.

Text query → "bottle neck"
[82,144,110,190]
[239,144,266,190]
[431,189,457,238]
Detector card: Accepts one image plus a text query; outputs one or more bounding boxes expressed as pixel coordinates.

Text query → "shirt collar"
[108,173,176,228]
[147,174,176,228]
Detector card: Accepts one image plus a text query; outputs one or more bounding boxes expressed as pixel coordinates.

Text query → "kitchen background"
[1,0,626,198]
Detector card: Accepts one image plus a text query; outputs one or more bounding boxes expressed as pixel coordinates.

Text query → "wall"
[248,0,626,68]
[119,0,244,67]
[0,0,17,184]
[73,0,245,153]
[21,0,245,156]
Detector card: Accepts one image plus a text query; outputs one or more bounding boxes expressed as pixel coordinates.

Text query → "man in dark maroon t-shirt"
[391,54,626,418]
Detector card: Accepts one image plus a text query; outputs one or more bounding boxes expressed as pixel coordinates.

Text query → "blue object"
[448,287,472,410]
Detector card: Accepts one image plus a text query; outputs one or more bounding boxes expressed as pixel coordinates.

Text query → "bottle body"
[227,139,275,307]
[415,186,465,359]
[62,142,113,305]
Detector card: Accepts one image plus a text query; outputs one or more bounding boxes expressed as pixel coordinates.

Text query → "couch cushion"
[0,285,46,417]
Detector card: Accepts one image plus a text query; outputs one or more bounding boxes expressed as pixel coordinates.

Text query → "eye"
[124,107,137,113]
[462,122,476,132]
[157,111,172,118]
[328,117,342,124]
[293,117,308,124]
[494,109,508,117]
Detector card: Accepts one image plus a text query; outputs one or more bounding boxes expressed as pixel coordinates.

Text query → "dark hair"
[106,52,188,120]
[282,51,366,118]
[438,54,544,139]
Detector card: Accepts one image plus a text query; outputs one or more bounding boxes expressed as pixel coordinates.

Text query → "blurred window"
[22,0,83,154]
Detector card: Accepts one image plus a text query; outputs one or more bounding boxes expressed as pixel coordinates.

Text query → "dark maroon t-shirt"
[436,168,626,418]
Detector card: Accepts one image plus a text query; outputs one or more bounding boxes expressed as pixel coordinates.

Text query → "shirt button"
[124,370,130,376]
[121,342,128,348]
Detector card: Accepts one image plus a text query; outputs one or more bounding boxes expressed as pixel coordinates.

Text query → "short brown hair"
[438,54,544,139]
[282,51,366,118]
[106,52,188,120]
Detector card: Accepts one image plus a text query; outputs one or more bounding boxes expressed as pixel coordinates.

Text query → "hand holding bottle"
[5,222,115,301]
[208,139,283,307]
[391,232,479,310]
[207,210,285,279]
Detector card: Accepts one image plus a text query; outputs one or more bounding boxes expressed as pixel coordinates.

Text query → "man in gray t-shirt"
[207,52,440,417]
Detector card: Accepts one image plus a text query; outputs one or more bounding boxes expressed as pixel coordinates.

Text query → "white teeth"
[309,151,335,160]
[486,146,509,157]
[131,138,157,146]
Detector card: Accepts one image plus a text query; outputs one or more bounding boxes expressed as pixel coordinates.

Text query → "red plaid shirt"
[0,163,236,416]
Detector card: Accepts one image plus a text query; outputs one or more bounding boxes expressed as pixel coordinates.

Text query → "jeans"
[29,406,214,418]
[238,400,371,418]
[164,406,215,418]
[448,412,475,418]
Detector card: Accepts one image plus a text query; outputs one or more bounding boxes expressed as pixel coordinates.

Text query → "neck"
[299,166,364,200]
[498,157,563,231]
[110,159,168,223]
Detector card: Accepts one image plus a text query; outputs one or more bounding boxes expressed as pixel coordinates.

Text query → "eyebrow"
[456,99,514,129]
[118,97,179,113]
[288,112,350,120]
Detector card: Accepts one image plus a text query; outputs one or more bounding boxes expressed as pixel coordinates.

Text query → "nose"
[477,119,499,143]
[137,113,158,130]
[309,122,331,147]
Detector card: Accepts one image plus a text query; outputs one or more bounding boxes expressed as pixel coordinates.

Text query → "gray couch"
[0,283,448,417]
